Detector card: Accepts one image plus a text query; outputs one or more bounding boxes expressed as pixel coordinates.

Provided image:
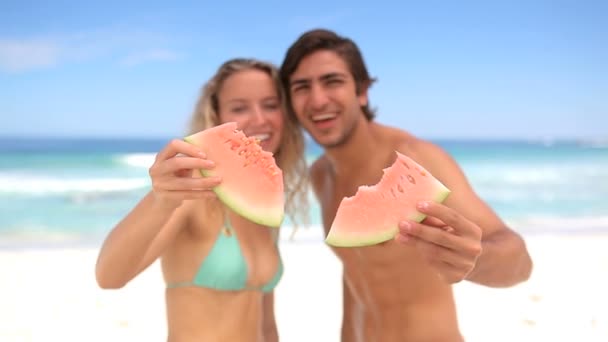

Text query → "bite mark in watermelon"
[184,122,285,227]
[325,151,451,247]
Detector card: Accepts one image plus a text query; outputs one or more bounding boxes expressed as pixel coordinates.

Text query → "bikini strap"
[222,209,235,235]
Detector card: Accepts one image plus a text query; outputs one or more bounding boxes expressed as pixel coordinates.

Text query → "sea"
[1,136,607,249]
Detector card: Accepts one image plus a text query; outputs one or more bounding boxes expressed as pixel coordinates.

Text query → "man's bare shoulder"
[383,127,461,178]
[390,129,471,195]
[392,132,446,162]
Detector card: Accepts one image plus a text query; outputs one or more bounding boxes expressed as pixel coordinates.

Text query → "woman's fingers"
[153,156,215,177]
[155,139,205,162]
[161,176,222,191]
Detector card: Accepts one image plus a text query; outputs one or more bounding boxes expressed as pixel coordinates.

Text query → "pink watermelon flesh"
[325,151,451,247]
[184,122,285,227]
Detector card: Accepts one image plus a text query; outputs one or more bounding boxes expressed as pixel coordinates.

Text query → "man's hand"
[395,201,483,283]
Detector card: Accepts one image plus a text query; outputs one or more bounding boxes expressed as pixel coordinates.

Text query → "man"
[279,29,533,341]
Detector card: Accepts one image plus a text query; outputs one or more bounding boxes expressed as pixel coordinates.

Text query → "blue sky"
[1,0,606,140]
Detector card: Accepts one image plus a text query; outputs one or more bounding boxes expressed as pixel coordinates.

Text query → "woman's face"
[217,69,284,154]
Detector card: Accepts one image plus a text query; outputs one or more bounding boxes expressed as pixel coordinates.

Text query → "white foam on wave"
[117,153,156,168]
[507,215,608,233]
[0,175,150,195]
[578,138,608,149]
[467,164,608,186]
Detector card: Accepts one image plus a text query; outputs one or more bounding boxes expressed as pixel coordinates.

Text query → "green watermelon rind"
[325,226,399,247]
[325,187,451,247]
[211,175,284,227]
[183,136,284,228]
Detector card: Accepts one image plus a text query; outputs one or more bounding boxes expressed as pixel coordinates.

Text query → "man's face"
[287,50,368,148]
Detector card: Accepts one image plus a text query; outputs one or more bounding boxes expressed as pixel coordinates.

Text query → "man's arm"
[466,224,532,287]
[262,292,279,342]
[398,142,533,287]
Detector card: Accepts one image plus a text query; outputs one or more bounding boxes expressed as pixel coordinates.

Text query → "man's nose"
[309,84,329,110]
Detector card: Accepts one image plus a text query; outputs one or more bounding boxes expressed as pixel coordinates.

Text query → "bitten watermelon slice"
[325,151,451,247]
[184,122,285,227]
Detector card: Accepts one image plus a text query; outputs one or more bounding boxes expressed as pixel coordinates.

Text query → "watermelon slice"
[325,151,451,247]
[184,122,284,227]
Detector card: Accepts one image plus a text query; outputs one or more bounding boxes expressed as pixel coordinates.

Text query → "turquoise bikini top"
[166,216,283,293]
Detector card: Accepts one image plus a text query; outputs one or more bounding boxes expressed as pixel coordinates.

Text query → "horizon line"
[0,134,606,143]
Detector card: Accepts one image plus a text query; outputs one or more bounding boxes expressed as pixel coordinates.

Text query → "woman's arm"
[95,139,220,288]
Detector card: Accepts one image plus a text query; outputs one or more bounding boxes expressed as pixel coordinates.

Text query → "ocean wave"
[466,165,608,186]
[577,138,608,149]
[477,190,605,202]
[0,175,149,195]
[116,153,156,168]
[507,215,608,233]
[0,227,104,249]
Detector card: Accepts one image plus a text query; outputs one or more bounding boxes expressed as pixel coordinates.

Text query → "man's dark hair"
[280,29,377,120]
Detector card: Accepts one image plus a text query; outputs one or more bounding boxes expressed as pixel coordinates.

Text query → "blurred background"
[1,1,607,341]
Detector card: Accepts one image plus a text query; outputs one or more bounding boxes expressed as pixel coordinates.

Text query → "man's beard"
[312,116,359,150]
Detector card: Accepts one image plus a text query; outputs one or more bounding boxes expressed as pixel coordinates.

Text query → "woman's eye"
[264,103,280,110]
[231,107,247,113]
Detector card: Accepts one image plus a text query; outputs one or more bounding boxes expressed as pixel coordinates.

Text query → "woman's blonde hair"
[188,58,309,233]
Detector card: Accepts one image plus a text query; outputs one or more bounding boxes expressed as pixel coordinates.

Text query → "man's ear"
[357,82,370,107]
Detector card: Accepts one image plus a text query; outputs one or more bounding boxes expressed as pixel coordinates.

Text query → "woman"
[95,58,308,341]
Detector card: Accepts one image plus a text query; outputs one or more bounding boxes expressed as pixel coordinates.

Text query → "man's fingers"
[406,237,475,283]
[416,202,479,238]
[407,236,464,264]
[430,260,470,284]
[420,215,446,228]
[156,139,206,162]
[398,221,460,250]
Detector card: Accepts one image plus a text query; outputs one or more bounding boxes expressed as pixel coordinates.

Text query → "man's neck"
[324,119,380,175]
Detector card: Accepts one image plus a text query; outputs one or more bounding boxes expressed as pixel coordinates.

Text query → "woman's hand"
[149,139,222,209]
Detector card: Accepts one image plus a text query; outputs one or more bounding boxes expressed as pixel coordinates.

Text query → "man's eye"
[292,85,309,92]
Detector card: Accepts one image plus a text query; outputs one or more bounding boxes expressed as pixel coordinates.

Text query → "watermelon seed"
[402,161,410,169]
[226,139,241,151]
[397,184,404,193]
[407,174,416,185]
[390,188,397,198]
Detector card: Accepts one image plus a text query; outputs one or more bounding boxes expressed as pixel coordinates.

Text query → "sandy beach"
[1,229,607,342]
